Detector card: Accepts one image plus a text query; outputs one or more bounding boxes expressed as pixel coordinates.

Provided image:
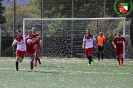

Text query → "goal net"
[23,17,129,59]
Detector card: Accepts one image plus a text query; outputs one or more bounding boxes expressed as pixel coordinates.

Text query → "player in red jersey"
[12,30,26,71]
[112,31,127,66]
[26,30,40,71]
[31,27,41,66]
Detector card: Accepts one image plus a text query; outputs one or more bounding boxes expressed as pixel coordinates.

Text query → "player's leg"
[101,47,104,61]
[85,48,94,66]
[115,48,121,66]
[34,52,40,66]
[33,44,39,52]
[89,48,94,65]
[85,48,91,65]
[119,54,123,66]
[34,53,41,66]
[87,55,92,65]
[101,52,104,61]
[35,45,41,65]
[16,51,25,71]
[35,52,41,64]
[34,53,37,66]
[15,56,19,71]
[30,54,35,71]
[97,46,100,61]
[19,51,25,62]
[119,48,124,66]
[33,44,37,66]
[27,50,35,71]
[116,55,120,66]
[15,50,20,71]
[33,44,41,66]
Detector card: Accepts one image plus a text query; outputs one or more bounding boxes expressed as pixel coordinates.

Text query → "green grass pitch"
[0,57,133,88]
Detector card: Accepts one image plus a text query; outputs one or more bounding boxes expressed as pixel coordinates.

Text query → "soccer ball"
[27,39,32,44]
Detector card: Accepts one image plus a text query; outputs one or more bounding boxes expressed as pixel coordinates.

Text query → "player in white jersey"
[82,29,97,66]
[12,30,26,71]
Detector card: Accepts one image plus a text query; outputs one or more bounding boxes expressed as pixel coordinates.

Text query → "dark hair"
[86,28,90,31]
[32,27,36,30]
[17,29,22,32]
[118,31,122,34]
[28,30,32,32]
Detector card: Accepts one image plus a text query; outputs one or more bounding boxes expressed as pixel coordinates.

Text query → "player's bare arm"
[32,36,40,44]
[12,43,15,46]
[93,38,98,49]
[112,41,116,48]
[39,39,42,46]
[82,41,85,49]
[12,42,17,46]
[38,34,42,46]
[94,40,98,47]
[104,39,106,44]
[124,38,129,48]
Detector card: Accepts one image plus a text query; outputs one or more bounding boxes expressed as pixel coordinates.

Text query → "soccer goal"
[23,17,126,59]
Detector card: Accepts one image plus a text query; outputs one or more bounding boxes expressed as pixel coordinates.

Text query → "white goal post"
[23,17,126,59]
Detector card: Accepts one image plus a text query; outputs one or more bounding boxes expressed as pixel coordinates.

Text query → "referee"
[97,32,106,61]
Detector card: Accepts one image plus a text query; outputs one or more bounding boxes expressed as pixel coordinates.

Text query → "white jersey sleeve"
[93,35,96,41]
[12,39,17,44]
[83,36,86,42]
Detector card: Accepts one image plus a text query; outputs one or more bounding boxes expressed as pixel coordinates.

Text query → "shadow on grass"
[42,65,64,69]
[93,65,126,67]
[93,64,133,68]
[27,70,62,74]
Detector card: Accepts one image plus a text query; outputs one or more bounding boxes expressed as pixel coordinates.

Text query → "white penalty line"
[0,67,131,75]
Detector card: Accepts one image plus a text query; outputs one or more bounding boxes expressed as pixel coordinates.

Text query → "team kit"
[12,27,41,71]
[12,28,127,71]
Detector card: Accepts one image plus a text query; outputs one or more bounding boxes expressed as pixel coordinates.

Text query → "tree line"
[0,0,132,57]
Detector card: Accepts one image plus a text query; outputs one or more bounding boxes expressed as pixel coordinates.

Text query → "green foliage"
[1,36,13,56]
[1,0,131,58]
[27,0,41,10]
[0,0,6,24]
[2,46,13,57]
[1,4,41,35]
[1,46,13,57]
[27,0,107,18]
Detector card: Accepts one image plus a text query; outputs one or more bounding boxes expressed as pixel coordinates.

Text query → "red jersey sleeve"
[113,37,116,44]
[122,37,126,43]
[32,33,39,38]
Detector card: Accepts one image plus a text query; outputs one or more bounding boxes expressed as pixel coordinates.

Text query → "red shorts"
[27,50,35,56]
[85,48,94,56]
[16,50,25,59]
[115,47,123,55]
[34,40,40,47]
[33,43,40,52]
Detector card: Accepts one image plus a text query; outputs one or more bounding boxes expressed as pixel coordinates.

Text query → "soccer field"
[0,57,133,88]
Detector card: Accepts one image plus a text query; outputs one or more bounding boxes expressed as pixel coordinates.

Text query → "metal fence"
[1,0,133,58]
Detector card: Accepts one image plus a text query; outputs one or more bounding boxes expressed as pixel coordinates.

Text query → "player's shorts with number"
[85,48,93,56]
[115,47,123,55]
[15,50,25,59]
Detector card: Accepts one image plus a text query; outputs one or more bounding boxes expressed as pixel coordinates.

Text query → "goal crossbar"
[23,17,125,21]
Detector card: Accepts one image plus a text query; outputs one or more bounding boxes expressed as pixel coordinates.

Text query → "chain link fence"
[1,0,133,59]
